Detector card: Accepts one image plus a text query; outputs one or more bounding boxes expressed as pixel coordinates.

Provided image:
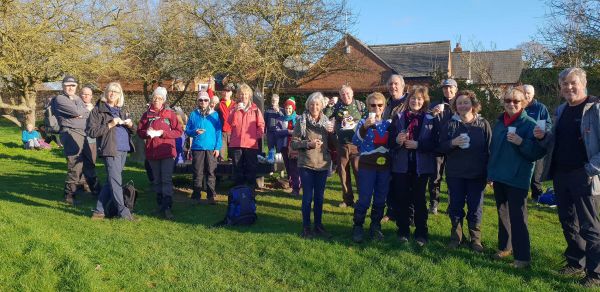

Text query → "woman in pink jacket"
[228,83,265,187]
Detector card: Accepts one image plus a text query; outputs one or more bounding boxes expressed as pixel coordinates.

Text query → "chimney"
[453,43,463,53]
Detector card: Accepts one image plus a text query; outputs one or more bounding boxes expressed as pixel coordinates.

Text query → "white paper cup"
[369,112,376,119]
[459,133,470,149]
[238,103,245,109]
[438,104,445,112]
[508,126,516,134]
[536,120,546,131]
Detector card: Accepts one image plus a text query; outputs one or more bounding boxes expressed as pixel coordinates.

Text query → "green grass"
[0,120,591,291]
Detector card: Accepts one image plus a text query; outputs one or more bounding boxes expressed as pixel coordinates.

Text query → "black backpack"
[104,181,138,218]
[44,98,60,134]
[220,185,257,226]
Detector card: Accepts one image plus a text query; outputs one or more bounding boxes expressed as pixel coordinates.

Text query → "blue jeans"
[300,167,328,228]
[446,177,486,224]
[94,151,132,218]
[354,168,390,227]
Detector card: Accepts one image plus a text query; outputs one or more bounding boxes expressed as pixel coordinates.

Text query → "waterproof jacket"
[291,113,332,171]
[438,114,492,179]
[86,101,135,157]
[525,99,552,129]
[52,92,89,133]
[22,130,41,143]
[137,106,183,160]
[228,103,265,149]
[487,110,546,190]
[389,110,438,175]
[186,109,222,151]
[274,117,295,151]
[217,99,236,133]
[540,96,600,195]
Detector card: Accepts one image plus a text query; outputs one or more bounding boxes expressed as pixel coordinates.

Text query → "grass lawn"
[0,120,591,291]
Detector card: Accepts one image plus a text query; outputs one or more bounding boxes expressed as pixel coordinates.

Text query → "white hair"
[306,92,324,109]
[559,67,587,87]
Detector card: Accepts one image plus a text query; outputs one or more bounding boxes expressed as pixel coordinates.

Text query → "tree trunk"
[23,88,37,128]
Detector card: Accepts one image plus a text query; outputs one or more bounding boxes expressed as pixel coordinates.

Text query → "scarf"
[503,109,522,127]
[283,112,297,126]
[405,110,422,140]
[299,112,328,138]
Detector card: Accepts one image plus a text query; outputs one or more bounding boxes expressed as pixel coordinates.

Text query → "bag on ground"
[222,185,257,225]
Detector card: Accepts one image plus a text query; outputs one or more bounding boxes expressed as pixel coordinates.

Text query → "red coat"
[218,99,236,133]
[137,106,183,160]
[228,103,265,149]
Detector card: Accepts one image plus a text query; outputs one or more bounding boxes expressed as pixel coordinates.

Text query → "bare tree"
[539,0,600,67]
[0,0,130,127]
[516,41,553,68]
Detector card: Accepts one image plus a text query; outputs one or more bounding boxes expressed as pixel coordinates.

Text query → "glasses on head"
[370,104,384,108]
[504,99,521,104]
[198,99,210,102]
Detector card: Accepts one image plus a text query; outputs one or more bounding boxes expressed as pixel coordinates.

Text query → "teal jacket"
[487,110,546,190]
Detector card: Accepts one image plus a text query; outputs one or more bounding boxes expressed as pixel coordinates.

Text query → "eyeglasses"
[504,99,522,104]
[370,104,384,108]
[198,99,210,102]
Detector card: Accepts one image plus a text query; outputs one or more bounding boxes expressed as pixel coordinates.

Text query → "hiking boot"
[558,264,585,276]
[64,193,75,205]
[370,225,384,241]
[90,212,105,221]
[415,237,427,247]
[314,225,332,239]
[339,201,353,208]
[163,209,175,220]
[300,227,313,239]
[493,249,513,260]
[580,275,600,287]
[352,225,364,243]
[207,197,216,205]
[468,223,484,253]
[513,260,531,269]
[449,220,463,250]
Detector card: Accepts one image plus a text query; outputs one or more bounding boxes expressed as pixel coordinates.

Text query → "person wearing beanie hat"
[152,87,168,103]
[137,86,183,219]
[187,89,223,204]
[275,97,301,195]
[264,94,284,162]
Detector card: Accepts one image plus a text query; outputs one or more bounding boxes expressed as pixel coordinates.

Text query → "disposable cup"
[508,126,516,134]
[536,120,546,131]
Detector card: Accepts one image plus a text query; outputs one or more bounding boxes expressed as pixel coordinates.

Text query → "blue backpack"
[537,187,556,207]
[224,185,257,225]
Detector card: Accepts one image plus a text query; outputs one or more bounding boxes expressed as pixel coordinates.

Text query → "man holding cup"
[428,78,459,214]
[523,84,552,201]
[331,85,367,208]
[535,68,600,287]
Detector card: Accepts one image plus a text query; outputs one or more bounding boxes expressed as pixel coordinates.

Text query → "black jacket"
[86,101,135,157]
[438,114,492,179]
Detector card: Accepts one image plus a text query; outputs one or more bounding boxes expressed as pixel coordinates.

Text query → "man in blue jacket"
[536,68,600,287]
[524,84,551,201]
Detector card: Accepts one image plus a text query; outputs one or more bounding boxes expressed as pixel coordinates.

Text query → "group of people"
[46,66,600,286]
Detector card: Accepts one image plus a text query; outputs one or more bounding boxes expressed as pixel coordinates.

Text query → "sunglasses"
[198,99,210,102]
[370,104,384,108]
[504,99,521,104]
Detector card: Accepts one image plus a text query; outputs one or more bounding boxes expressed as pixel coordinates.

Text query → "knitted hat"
[152,87,168,102]
[284,97,296,111]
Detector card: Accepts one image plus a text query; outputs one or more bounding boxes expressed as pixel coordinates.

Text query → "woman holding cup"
[137,87,183,218]
[228,83,265,188]
[389,86,438,246]
[438,90,492,251]
[488,86,546,268]
[186,91,222,204]
[350,92,393,243]
[291,92,334,238]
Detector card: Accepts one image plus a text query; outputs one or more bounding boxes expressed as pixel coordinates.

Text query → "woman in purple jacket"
[389,86,438,246]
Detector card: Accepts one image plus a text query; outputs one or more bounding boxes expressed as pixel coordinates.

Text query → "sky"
[348,0,549,51]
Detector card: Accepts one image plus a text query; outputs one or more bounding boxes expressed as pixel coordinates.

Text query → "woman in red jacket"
[228,83,265,188]
[137,87,183,219]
